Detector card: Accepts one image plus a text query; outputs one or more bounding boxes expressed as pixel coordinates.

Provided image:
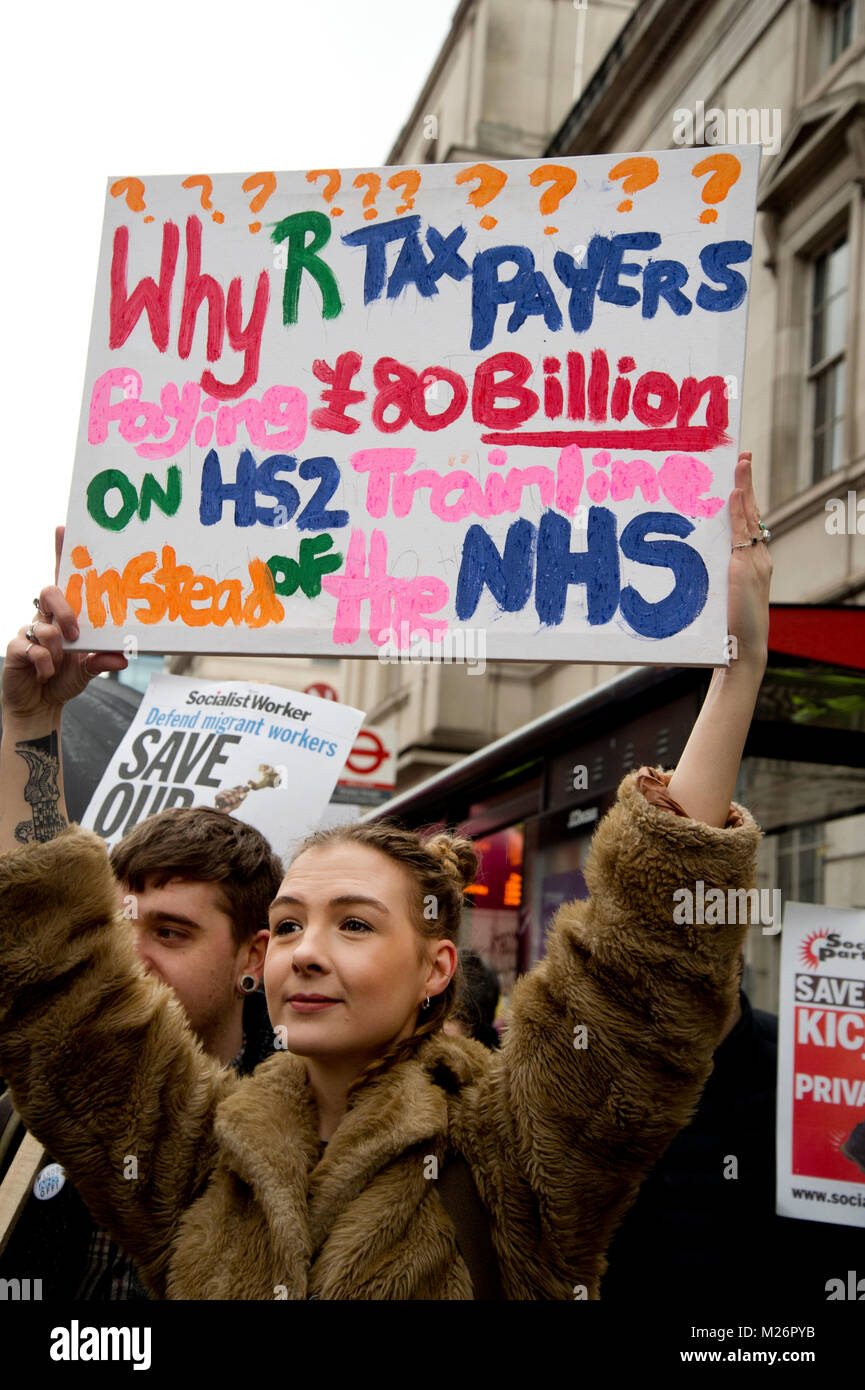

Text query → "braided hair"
[284,819,478,1101]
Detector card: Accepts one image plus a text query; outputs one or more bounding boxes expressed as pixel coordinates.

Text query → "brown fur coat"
[0,770,760,1299]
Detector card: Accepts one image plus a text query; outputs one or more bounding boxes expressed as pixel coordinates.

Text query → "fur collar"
[212,1032,490,1253]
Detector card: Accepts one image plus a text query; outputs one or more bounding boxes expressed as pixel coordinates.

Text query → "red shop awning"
[768,605,865,672]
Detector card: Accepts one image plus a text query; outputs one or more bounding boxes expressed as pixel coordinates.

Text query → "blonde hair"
[286,820,478,1099]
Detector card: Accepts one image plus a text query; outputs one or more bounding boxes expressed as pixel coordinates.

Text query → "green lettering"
[86,468,138,531]
[271,211,342,325]
[139,465,182,521]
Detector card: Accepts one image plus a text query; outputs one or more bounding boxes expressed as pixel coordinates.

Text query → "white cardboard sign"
[60,147,761,663]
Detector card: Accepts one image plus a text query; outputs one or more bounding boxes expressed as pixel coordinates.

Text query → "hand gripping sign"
[60,147,760,664]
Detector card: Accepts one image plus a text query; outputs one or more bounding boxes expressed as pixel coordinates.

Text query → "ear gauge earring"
[239,975,257,994]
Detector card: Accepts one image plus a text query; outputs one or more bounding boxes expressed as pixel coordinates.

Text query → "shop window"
[806,234,848,482]
[463,825,524,998]
[776,822,826,904]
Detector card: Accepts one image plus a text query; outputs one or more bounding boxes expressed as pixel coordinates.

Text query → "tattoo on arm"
[14,732,67,843]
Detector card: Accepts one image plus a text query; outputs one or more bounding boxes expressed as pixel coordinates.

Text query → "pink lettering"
[322,528,449,647]
[554,445,584,516]
[609,456,660,504]
[657,453,724,517]
[88,369,308,460]
[136,381,201,460]
[430,472,491,521]
[351,449,416,518]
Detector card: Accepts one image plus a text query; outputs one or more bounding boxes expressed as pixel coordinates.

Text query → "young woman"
[0,455,771,1300]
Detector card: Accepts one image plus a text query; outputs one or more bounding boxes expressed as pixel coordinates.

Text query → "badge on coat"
[33,1162,65,1200]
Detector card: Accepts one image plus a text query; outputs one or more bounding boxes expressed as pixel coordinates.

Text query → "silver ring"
[758,522,771,542]
[32,598,51,621]
[25,623,38,643]
[731,538,757,549]
[25,641,34,657]
[81,656,96,679]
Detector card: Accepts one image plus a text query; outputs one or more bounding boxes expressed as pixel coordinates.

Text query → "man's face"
[126,875,245,1041]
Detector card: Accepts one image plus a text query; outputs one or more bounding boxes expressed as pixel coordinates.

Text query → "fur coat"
[0,770,761,1300]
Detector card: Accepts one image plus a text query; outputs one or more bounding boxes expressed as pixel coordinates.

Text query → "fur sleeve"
[481,767,762,1297]
[0,826,237,1297]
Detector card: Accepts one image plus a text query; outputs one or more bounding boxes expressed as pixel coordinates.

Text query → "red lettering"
[178,216,225,363]
[311,351,366,433]
[109,221,179,352]
[472,352,537,429]
[201,270,270,400]
[632,371,679,427]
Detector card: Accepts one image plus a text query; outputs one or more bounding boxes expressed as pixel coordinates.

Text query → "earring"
[239,974,257,994]
[421,996,431,1010]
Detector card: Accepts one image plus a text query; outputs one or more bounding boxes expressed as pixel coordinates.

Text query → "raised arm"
[464,453,771,1298]
[666,452,771,824]
[0,525,127,855]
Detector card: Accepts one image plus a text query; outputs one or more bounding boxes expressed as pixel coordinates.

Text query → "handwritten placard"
[60,147,760,663]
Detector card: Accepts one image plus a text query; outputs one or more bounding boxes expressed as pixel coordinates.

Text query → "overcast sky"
[0,0,456,643]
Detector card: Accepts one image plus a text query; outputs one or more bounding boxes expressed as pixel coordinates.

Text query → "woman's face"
[265,842,455,1068]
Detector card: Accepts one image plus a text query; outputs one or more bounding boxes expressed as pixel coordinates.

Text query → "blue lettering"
[455,519,536,619]
[424,225,471,288]
[696,240,752,312]
[642,260,692,318]
[552,235,611,333]
[200,449,301,527]
[598,232,661,308]
[470,246,539,351]
[342,216,421,304]
[535,507,620,626]
[619,511,708,637]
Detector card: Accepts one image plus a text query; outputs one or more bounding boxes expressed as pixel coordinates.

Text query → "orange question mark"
[455,163,508,229]
[182,175,224,224]
[242,172,276,233]
[608,157,659,211]
[353,172,382,220]
[691,153,741,223]
[306,169,343,216]
[387,169,422,215]
[110,178,154,223]
[529,164,577,234]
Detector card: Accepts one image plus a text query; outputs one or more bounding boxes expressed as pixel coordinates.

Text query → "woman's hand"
[1,526,127,728]
[726,452,772,667]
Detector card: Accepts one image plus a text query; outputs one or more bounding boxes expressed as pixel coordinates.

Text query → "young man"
[0,569,284,1297]
[110,806,280,1071]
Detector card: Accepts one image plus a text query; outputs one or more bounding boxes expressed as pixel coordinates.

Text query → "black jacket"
[601,990,863,1304]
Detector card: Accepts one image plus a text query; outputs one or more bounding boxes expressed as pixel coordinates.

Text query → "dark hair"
[110,806,284,949]
[454,950,501,1049]
[287,819,478,1099]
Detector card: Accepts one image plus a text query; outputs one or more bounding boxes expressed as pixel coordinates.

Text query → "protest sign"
[60,147,760,663]
[777,903,865,1227]
[81,673,365,859]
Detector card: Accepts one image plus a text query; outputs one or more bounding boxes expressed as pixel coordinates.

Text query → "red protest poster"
[777,903,865,1226]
